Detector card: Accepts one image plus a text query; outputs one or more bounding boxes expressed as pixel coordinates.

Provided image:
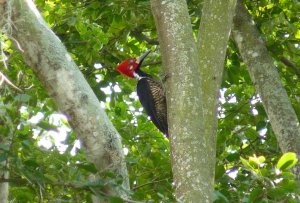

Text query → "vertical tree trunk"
[197,0,237,192]
[0,149,9,203]
[0,166,9,203]
[232,0,300,182]
[151,0,236,201]
[151,0,237,201]
[151,0,206,201]
[0,127,10,203]
[0,0,129,200]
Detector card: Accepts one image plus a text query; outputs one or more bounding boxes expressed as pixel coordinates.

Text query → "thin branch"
[132,178,169,191]
[0,71,22,92]
[0,177,143,203]
[142,60,161,67]
[131,30,159,45]
[122,198,145,203]
[0,49,8,69]
[280,56,300,79]
[38,185,43,203]
[0,178,27,184]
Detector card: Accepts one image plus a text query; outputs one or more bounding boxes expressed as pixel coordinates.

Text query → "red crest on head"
[116,58,138,78]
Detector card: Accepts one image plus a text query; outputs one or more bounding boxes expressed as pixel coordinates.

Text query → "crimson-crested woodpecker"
[116,51,168,136]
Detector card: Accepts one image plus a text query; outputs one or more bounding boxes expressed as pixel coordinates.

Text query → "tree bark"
[0,137,9,203]
[232,0,300,183]
[0,0,129,199]
[150,0,205,202]
[151,0,237,201]
[0,98,13,203]
[196,0,237,200]
[0,161,8,203]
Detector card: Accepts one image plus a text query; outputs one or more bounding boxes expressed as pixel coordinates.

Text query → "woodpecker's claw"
[161,74,170,83]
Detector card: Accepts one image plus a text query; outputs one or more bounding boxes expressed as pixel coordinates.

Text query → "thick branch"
[232,0,300,183]
[151,0,204,202]
[196,0,237,200]
[0,156,9,203]
[0,0,129,198]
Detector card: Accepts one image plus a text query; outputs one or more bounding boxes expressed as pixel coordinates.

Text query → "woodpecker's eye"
[129,59,134,64]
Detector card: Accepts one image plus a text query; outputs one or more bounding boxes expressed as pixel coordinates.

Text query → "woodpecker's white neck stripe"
[133,72,145,80]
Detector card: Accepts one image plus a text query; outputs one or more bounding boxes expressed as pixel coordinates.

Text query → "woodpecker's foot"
[161,73,170,83]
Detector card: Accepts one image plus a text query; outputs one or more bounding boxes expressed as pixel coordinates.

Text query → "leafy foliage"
[0,0,299,202]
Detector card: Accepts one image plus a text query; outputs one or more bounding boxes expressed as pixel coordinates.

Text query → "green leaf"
[0,153,7,162]
[294,30,300,39]
[249,155,265,167]
[109,196,124,203]
[249,157,260,168]
[277,152,298,170]
[76,162,98,173]
[215,164,225,180]
[240,156,255,170]
[213,191,229,203]
[24,159,39,168]
[36,121,58,131]
[249,187,264,202]
[0,144,10,151]
[226,153,239,162]
[14,94,31,102]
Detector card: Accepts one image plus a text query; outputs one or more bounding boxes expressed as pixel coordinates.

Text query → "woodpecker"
[116,51,168,137]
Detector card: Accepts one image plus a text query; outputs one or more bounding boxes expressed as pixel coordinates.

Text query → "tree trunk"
[0,162,9,203]
[232,0,300,183]
[151,0,205,201]
[197,0,237,196]
[0,0,129,200]
[151,0,236,201]
[0,99,12,203]
[0,137,9,203]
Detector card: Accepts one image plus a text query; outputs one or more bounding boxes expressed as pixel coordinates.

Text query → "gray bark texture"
[0,122,11,203]
[0,145,9,203]
[150,0,206,202]
[197,0,237,194]
[0,0,129,199]
[151,0,236,202]
[0,166,9,203]
[232,0,300,183]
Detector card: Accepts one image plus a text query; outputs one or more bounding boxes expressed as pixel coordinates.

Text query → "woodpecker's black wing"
[136,77,168,136]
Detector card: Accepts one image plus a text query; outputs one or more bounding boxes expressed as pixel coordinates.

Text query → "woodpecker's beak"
[136,50,151,65]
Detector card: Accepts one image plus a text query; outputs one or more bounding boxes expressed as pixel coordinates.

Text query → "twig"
[0,48,8,69]
[0,178,27,184]
[0,71,22,91]
[132,178,169,191]
[280,56,300,79]
[131,30,159,45]
[122,198,145,203]
[10,36,24,52]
